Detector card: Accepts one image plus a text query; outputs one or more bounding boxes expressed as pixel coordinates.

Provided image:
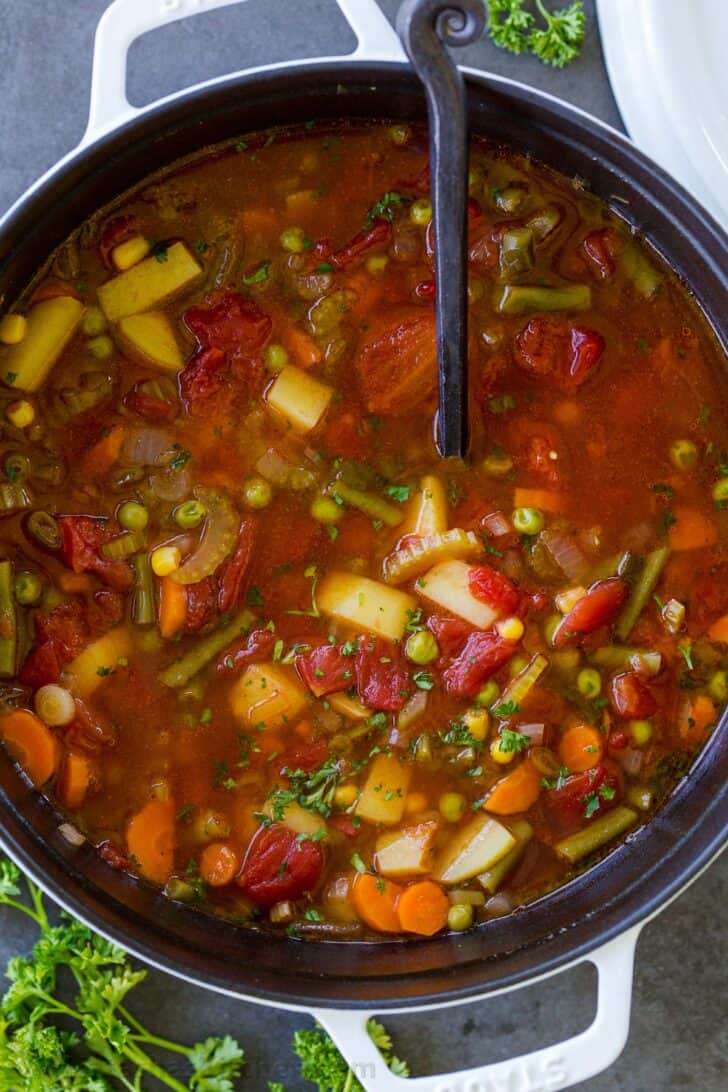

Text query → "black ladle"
[397,0,486,458]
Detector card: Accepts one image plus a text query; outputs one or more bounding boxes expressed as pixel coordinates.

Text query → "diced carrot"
[199,841,241,887]
[0,709,60,787]
[396,879,449,937]
[708,613,728,643]
[667,506,718,551]
[280,323,322,368]
[484,760,541,815]
[159,577,187,639]
[57,752,95,809]
[240,207,278,236]
[58,572,95,595]
[513,487,566,514]
[126,799,175,884]
[678,694,716,744]
[558,724,604,772]
[294,718,314,740]
[404,791,429,817]
[351,872,403,933]
[82,425,125,476]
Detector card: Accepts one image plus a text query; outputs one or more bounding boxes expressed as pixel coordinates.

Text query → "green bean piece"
[495,283,592,315]
[588,549,635,582]
[555,806,638,864]
[0,560,17,677]
[499,227,534,279]
[527,205,561,242]
[493,185,528,215]
[620,243,662,299]
[0,484,32,513]
[591,646,661,674]
[101,530,146,561]
[25,510,62,551]
[478,819,533,894]
[615,546,670,641]
[4,453,31,483]
[131,554,156,626]
[14,571,42,605]
[328,481,404,528]
[159,609,254,689]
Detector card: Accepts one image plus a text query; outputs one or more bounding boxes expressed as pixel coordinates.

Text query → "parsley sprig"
[488,0,586,68]
[294,1019,409,1090]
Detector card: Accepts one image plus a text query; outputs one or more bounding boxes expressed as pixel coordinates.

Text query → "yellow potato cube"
[111,235,152,271]
[1,296,84,392]
[116,311,185,372]
[433,813,516,885]
[65,627,132,698]
[97,242,203,322]
[0,314,27,345]
[328,691,371,720]
[316,570,417,642]
[266,365,333,433]
[416,559,498,629]
[374,820,439,877]
[355,754,410,825]
[230,662,308,730]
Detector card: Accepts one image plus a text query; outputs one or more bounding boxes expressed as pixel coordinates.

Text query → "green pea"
[87,335,114,359]
[475,680,500,708]
[708,670,727,703]
[543,613,562,646]
[447,903,474,932]
[310,496,343,524]
[669,438,698,471]
[577,667,602,700]
[388,124,411,145]
[14,571,42,605]
[280,226,307,253]
[512,507,545,535]
[629,719,653,746]
[243,476,273,509]
[410,198,432,226]
[174,500,206,530]
[712,477,728,503]
[118,500,149,532]
[439,792,466,823]
[81,306,107,337]
[264,343,289,372]
[405,629,439,665]
[481,450,513,478]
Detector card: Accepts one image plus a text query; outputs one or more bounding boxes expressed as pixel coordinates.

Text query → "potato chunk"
[402,474,448,537]
[230,662,308,730]
[316,571,416,642]
[416,559,498,629]
[356,754,410,825]
[433,812,516,885]
[1,296,84,392]
[116,311,184,371]
[266,365,333,433]
[65,627,131,698]
[98,242,202,322]
[374,820,439,877]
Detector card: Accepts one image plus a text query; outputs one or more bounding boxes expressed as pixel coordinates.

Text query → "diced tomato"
[426,615,473,659]
[58,516,133,592]
[355,638,411,711]
[356,311,437,415]
[179,347,231,418]
[217,518,256,614]
[322,412,372,460]
[332,219,391,268]
[237,823,325,907]
[296,643,354,698]
[216,628,276,675]
[183,578,217,633]
[514,317,605,392]
[545,762,622,835]
[20,592,123,689]
[443,631,518,698]
[507,418,564,487]
[98,215,141,268]
[184,290,272,358]
[610,672,658,719]
[64,700,115,752]
[468,564,520,616]
[580,229,620,281]
[607,729,629,752]
[414,279,436,300]
[553,578,628,648]
[124,384,176,422]
[282,736,330,775]
[329,814,359,839]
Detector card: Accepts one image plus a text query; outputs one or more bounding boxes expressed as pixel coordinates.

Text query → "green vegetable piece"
[481,450,514,478]
[101,529,146,560]
[0,482,31,513]
[447,903,474,931]
[499,226,534,278]
[577,667,602,699]
[4,452,31,483]
[243,476,273,510]
[25,510,62,551]
[669,438,698,472]
[329,480,404,528]
[159,609,254,688]
[620,242,662,298]
[495,283,592,314]
[132,553,156,626]
[405,629,440,665]
[512,506,544,535]
[118,499,149,531]
[555,805,638,864]
[171,487,238,585]
[0,560,17,676]
[174,499,207,529]
[615,546,670,642]
[14,571,42,605]
[712,477,728,504]
[478,818,533,893]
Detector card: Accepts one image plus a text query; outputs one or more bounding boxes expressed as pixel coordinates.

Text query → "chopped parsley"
[498,728,530,753]
[243,260,271,285]
[492,700,521,718]
[385,484,412,503]
[366,191,410,225]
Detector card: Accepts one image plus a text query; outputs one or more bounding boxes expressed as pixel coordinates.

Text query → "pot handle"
[311,924,642,1091]
[84,0,405,143]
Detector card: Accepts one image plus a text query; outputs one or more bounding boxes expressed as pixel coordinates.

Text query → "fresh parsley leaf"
[493,700,521,718]
[529,0,586,68]
[413,670,435,691]
[350,851,367,874]
[243,260,271,285]
[499,727,530,753]
[366,191,411,225]
[385,483,411,503]
[169,446,192,472]
[583,790,601,818]
[488,0,534,54]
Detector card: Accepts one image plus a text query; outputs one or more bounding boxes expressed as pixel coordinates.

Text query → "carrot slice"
[82,425,125,476]
[679,694,716,744]
[0,710,60,786]
[159,577,187,639]
[513,487,566,514]
[484,760,541,815]
[199,841,241,887]
[126,799,175,884]
[280,323,322,368]
[707,613,728,644]
[57,752,95,809]
[396,880,449,937]
[351,872,403,933]
[58,572,95,595]
[667,506,718,551]
[558,724,604,772]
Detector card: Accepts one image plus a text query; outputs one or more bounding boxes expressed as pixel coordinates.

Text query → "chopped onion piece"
[255,447,294,486]
[541,527,589,581]
[397,689,428,731]
[57,822,85,847]
[517,723,546,746]
[481,510,512,538]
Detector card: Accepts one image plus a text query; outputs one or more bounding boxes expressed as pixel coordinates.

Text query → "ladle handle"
[397,0,486,458]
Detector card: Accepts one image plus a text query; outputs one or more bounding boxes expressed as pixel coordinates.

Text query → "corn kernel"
[403,790,429,816]
[496,616,524,642]
[490,738,515,765]
[151,545,181,576]
[410,198,433,226]
[439,791,466,822]
[0,314,27,345]
[111,235,152,271]
[555,586,586,615]
[6,399,35,429]
[629,719,652,747]
[365,254,389,275]
[334,784,358,809]
[462,708,490,741]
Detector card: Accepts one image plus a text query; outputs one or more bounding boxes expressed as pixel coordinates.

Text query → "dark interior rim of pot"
[0,62,726,1009]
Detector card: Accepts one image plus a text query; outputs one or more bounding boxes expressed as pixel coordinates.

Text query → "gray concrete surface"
[0,1,725,1088]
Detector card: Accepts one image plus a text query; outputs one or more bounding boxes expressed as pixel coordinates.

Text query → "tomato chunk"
[468,564,520,616]
[356,311,437,415]
[184,290,271,359]
[332,219,391,268]
[296,643,354,698]
[514,316,605,392]
[427,615,473,659]
[545,762,622,834]
[610,672,658,719]
[183,578,217,634]
[553,578,628,648]
[355,637,411,711]
[58,516,133,592]
[217,518,256,614]
[237,823,325,907]
[443,631,518,698]
[216,628,276,675]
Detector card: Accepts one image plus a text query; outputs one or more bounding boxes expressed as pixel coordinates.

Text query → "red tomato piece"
[97,840,132,871]
[217,518,257,614]
[322,412,372,460]
[296,643,355,698]
[179,347,230,418]
[414,279,436,300]
[184,290,272,358]
[514,317,605,392]
[65,700,116,752]
[580,229,619,281]
[237,823,325,907]
[58,516,133,592]
[553,579,628,648]
[329,814,359,839]
[610,672,658,719]
[216,628,276,675]
[607,729,629,752]
[183,578,217,634]
[282,736,330,775]
[468,564,520,616]
[426,615,473,659]
[442,631,518,698]
[546,762,622,833]
[355,638,411,711]
[356,311,437,415]
[123,383,176,422]
[20,591,124,689]
[331,219,391,268]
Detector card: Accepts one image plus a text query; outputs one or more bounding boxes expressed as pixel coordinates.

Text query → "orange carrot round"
[159,577,187,639]
[0,709,60,786]
[126,799,175,884]
[199,841,241,887]
[351,872,402,933]
[396,880,449,937]
[558,724,604,772]
[485,759,541,815]
[57,752,96,809]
